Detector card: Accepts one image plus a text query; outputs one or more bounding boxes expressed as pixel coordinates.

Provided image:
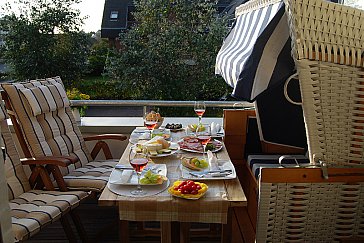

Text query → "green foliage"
[106,0,232,101]
[87,39,110,76]
[0,0,90,83]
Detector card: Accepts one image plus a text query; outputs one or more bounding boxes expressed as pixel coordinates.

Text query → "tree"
[0,0,90,83]
[106,0,232,101]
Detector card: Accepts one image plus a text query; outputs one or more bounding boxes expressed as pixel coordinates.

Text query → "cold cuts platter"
[177,136,223,153]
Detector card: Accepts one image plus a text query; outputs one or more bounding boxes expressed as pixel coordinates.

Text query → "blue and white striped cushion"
[215,1,294,101]
[247,154,310,178]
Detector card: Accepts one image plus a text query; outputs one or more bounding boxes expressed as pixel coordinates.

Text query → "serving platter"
[131,142,180,158]
[177,137,223,153]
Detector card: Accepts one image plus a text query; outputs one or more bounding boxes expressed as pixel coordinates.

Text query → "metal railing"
[70,100,254,108]
[70,100,254,115]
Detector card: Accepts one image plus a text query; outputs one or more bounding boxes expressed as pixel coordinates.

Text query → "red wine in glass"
[145,121,158,130]
[197,135,211,146]
[195,109,205,117]
[130,158,148,173]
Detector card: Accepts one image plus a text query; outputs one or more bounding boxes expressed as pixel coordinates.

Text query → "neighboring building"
[101,0,246,46]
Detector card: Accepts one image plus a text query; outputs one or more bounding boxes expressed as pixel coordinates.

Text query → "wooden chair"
[1,77,127,192]
[0,103,89,242]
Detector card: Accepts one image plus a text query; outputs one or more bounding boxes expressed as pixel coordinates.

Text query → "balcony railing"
[70,100,254,114]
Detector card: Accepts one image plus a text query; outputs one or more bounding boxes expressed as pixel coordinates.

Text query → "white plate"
[109,164,167,185]
[131,142,180,158]
[180,160,236,180]
[177,138,223,153]
[107,179,170,197]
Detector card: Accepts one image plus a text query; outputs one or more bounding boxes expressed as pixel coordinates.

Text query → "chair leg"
[60,215,77,243]
[70,210,89,243]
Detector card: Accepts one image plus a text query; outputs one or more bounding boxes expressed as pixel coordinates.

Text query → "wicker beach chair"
[253,0,364,242]
[0,104,89,242]
[1,77,127,192]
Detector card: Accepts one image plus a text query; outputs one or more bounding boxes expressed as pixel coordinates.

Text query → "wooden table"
[99,134,247,243]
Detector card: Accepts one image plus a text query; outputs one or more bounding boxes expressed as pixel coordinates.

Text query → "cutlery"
[189,169,232,178]
[115,164,134,170]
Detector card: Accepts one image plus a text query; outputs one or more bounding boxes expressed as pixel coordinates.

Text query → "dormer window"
[110,11,119,20]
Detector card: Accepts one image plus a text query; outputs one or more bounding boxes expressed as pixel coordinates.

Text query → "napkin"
[210,122,221,135]
[207,150,219,170]
[119,170,133,184]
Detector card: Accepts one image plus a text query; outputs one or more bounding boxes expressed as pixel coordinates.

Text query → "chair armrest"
[21,156,77,167]
[83,134,127,141]
[83,134,127,160]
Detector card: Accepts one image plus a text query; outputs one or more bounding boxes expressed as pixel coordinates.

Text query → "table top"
[99,131,247,223]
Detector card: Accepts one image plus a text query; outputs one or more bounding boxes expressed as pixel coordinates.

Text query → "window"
[110,11,119,20]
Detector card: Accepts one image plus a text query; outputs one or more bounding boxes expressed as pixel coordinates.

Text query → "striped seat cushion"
[247,154,310,179]
[0,105,32,200]
[63,159,118,191]
[10,189,88,242]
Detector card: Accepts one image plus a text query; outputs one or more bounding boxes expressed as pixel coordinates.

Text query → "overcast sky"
[75,0,105,32]
[0,0,105,32]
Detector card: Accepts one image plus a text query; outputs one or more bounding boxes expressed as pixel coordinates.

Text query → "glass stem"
[203,145,206,160]
[198,116,202,125]
[137,172,142,191]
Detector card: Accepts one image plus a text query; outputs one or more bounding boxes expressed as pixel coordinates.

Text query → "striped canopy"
[215,1,295,101]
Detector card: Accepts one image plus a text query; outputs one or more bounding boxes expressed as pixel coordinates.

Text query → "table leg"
[180,222,190,243]
[161,221,171,243]
[171,222,181,243]
[221,208,233,243]
[119,220,129,243]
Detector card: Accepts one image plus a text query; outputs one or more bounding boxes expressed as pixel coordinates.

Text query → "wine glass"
[194,101,206,125]
[196,124,211,160]
[129,148,149,196]
[144,112,158,139]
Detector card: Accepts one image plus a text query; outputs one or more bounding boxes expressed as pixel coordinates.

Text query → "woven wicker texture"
[284,0,364,67]
[257,181,364,242]
[297,59,364,165]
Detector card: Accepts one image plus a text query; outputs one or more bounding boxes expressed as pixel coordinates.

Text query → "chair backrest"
[1,77,92,176]
[284,0,364,165]
[254,77,307,154]
[0,104,31,200]
[256,167,364,242]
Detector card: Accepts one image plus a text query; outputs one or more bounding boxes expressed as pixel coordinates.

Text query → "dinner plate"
[177,138,223,153]
[109,164,167,185]
[180,159,236,180]
[107,179,170,197]
[131,142,180,158]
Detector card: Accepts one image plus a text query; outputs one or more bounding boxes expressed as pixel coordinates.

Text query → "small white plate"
[180,160,236,180]
[109,164,167,185]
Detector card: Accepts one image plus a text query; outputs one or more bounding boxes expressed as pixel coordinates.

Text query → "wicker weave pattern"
[284,0,364,67]
[297,59,364,165]
[257,182,364,242]
[236,0,281,16]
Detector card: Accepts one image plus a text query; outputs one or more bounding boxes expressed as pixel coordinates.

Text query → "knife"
[115,164,134,170]
[189,169,232,175]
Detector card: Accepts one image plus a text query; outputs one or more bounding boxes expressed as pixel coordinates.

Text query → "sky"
[75,0,105,32]
[0,0,105,33]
